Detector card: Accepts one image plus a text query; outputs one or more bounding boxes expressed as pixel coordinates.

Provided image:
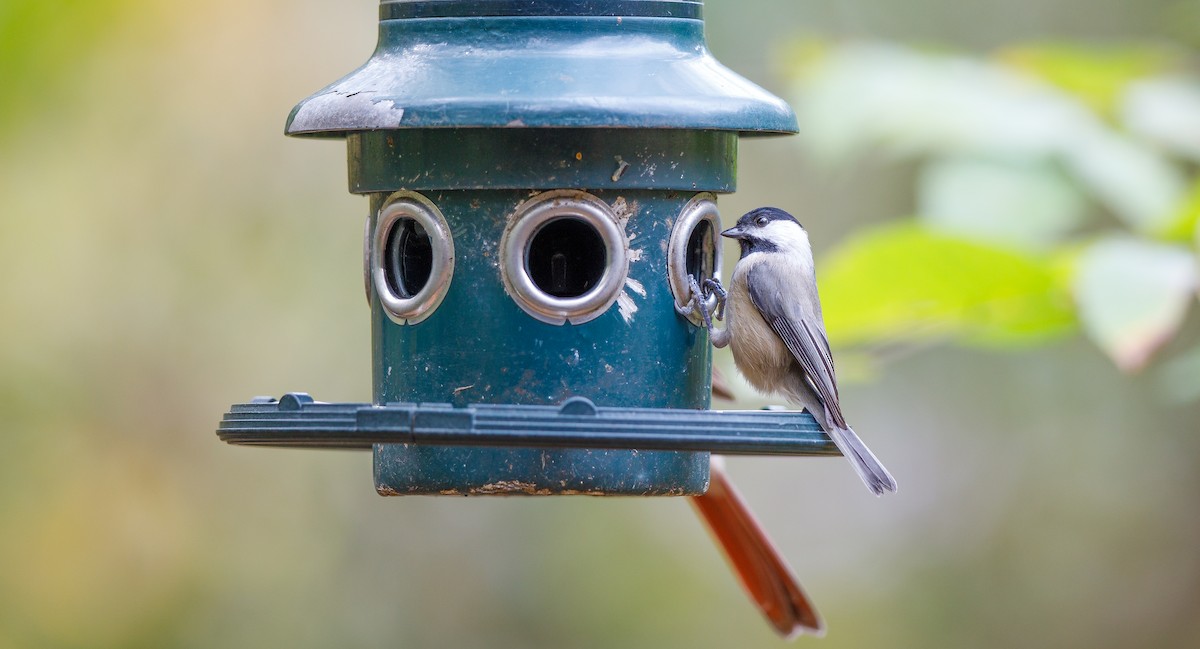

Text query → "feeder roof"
[285,6,798,137]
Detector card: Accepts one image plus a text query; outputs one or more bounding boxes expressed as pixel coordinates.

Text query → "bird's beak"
[721,226,746,239]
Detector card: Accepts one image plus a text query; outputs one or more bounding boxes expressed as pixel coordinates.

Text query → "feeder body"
[362,129,730,494]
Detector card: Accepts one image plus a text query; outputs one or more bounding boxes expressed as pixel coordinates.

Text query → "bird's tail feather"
[690,459,824,639]
[826,423,897,496]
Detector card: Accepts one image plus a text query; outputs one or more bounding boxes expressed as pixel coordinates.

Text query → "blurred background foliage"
[794,39,1200,379]
[1,1,1199,648]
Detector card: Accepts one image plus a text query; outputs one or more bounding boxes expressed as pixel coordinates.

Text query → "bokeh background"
[3,1,1199,647]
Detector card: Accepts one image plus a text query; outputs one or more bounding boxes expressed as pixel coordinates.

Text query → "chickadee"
[694,207,897,496]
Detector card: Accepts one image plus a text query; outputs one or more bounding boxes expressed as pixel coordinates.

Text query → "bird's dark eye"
[755,216,769,227]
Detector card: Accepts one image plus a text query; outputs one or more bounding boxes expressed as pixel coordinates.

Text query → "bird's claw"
[703,278,727,320]
[674,295,697,317]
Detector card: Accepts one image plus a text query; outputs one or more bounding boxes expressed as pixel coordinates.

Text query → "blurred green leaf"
[998,43,1177,117]
[1062,129,1187,236]
[1196,199,1200,249]
[1157,177,1200,242]
[918,156,1088,251]
[1072,237,1197,372]
[1122,77,1200,163]
[819,222,1076,348]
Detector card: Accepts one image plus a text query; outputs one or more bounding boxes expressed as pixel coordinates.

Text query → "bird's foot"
[683,276,731,347]
[688,276,718,333]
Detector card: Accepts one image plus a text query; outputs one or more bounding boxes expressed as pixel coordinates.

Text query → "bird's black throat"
[739,236,779,258]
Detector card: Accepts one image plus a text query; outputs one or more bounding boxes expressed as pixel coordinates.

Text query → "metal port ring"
[500,190,629,325]
[667,193,723,326]
[371,191,455,325]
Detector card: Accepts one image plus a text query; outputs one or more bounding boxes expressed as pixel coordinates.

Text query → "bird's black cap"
[736,206,803,229]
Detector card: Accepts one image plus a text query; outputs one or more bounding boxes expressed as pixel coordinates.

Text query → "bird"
[690,457,824,638]
[680,206,895,636]
[693,206,897,496]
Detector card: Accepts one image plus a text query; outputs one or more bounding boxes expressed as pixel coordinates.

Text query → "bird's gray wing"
[746,264,847,429]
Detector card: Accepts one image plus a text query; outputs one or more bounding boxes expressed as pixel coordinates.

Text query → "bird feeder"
[218,0,838,495]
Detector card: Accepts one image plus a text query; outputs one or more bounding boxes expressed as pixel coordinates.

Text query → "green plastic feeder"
[217,0,835,495]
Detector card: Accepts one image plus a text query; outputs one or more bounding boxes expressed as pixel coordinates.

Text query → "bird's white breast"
[726,255,795,396]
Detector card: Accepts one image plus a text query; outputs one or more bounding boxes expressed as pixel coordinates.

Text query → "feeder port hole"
[668,194,723,325]
[370,191,455,325]
[526,217,607,298]
[501,190,629,326]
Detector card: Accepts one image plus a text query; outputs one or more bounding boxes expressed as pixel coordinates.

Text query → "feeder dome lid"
[285,0,798,137]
